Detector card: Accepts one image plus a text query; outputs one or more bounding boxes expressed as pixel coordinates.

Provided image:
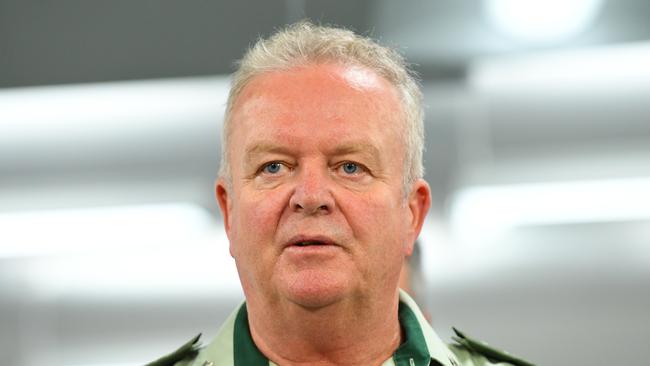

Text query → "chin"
[281,270,351,309]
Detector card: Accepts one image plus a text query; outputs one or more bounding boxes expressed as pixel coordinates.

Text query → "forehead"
[229,62,403,138]
[238,62,397,98]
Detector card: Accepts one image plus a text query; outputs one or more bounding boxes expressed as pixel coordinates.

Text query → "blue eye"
[263,162,283,174]
[341,162,359,174]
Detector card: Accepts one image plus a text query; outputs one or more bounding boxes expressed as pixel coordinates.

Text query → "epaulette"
[145,333,202,366]
[451,328,535,366]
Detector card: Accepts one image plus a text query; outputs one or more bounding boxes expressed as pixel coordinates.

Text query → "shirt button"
[202,361,214,366]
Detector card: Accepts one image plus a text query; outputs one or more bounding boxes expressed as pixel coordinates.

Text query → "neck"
[246,290,402,366]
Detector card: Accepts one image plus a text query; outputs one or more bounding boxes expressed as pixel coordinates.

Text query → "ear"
[405,179,431,254]
[215,177,233,239]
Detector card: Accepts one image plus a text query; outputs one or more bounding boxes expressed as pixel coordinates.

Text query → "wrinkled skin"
[216,62,431,312]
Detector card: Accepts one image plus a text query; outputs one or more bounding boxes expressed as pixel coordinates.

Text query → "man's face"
[217,63,430,308]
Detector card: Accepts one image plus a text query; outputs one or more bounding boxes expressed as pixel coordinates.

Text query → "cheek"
[346,193,409,287]
[348,191,409,248]
[230,188,290,254]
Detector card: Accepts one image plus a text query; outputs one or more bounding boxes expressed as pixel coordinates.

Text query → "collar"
[398,290,462,366]
[194,290,461,366]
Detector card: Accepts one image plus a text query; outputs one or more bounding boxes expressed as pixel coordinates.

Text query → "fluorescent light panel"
[469,41,650,92]
[0,76,229,145]
[450,177,650,247]
[0,203,215,258]
[483,0,603,43]
[0,202,242,298]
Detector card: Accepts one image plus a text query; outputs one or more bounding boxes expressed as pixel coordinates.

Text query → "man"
[147,22,533,366]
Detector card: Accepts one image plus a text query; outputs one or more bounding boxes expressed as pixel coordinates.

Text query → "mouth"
[293,241,328,247]
[285,235,337,248]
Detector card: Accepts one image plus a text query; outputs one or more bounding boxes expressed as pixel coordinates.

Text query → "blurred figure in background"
[147,21,533,366]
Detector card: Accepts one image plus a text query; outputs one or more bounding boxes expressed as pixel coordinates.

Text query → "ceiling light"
[469,41,650,93]
[0,203,242,298]
[483,0,603,44]
[0,76,229,147]
[449,177,650,247]
[0,202,215,258]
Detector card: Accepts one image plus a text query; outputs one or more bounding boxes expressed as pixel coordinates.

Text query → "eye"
[262,162,284,174]
[337,161,368,176]
[342,162,359,174]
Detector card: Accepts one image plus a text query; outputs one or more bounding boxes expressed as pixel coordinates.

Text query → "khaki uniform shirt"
[147,291,534,366]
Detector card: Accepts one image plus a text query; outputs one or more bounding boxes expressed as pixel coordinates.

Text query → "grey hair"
[218,21,424,193]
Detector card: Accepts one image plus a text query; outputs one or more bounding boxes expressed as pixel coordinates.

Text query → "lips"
[285,235,337,248]
[294,241,326,247]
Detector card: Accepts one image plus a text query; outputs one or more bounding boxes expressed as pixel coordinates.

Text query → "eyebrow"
[243,141,382,164]
[244,142,293,166]
[330,141,381,159]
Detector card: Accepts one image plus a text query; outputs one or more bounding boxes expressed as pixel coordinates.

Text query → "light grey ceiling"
[0,0,373,87]
[2,4,650,365]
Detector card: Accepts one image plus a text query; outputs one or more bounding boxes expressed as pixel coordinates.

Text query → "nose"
[289,166,335,215]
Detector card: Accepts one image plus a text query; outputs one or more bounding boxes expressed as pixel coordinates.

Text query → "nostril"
[289,184,335,214]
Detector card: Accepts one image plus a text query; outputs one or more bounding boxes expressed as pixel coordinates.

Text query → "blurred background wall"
[1,1,650,365]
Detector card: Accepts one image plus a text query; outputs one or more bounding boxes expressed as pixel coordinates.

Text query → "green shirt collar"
[196,290,461,366]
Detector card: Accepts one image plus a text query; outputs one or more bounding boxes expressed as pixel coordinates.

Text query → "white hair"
[219,21,424,192]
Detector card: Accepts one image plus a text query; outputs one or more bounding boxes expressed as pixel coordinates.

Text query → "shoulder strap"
[145,333,202,366]
[451,328,535,366]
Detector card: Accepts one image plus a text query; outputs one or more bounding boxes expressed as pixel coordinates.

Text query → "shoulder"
[144,334,202,366]
[448,328,536,366]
